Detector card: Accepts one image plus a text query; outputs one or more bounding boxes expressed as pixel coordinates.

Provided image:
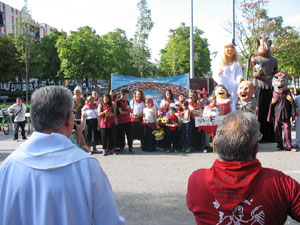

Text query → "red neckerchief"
[102,103,111,112]
[189,101,198,109]
[205,159,262,211]
[207,104,216,109]
[165,98,172,105]
[160,108,168,117]
[86,103,95,109]
[134,99,142,103]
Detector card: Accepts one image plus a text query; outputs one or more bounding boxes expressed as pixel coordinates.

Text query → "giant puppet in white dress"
[213,43,244,111]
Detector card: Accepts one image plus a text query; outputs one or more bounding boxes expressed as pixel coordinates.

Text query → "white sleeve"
[129,100,133,109]
[8,104,16,113]
[91,160,126,225]
[212,54,222,84]
[236,63,244,83]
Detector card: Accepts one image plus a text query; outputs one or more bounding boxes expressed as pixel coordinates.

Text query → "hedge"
[0,104,30,113]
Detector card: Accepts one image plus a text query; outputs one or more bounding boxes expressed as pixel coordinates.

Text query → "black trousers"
[14,121,26,140]
[167,129,179,150]
[101,128,113,151]
[118,122,132,149]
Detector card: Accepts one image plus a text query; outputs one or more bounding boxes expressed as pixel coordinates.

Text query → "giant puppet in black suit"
[251,37,278,142]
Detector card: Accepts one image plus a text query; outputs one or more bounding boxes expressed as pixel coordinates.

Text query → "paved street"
[1,132,300,225]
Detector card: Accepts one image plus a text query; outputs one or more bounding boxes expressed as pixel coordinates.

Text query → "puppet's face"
[257,37,272,57]
[215,86,229,100]
[272,73,288,94]
[238,81,255,101]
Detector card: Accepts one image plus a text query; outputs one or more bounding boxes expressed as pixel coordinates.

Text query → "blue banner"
[111,73,190,102]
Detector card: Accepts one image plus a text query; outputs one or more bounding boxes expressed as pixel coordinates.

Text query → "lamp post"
[190,0,194,79]
[232,0,236,46]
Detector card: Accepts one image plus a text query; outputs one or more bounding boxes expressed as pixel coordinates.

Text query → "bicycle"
[0,108,11,135]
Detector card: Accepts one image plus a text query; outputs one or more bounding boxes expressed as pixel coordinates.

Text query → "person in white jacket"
[8,97,27,141]
[0,86,126,225]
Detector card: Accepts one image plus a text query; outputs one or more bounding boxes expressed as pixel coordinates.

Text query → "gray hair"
[30,86,74,132]
[215,111,260,161]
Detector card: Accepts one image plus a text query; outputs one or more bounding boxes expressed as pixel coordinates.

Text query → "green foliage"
[231,0,293,78]
[0,103,30,112]
[273,29,300,75]
[0,35,22,82]
[131,0,154,77]
[101,28,138,78]
[158,23,211,77]
[56,26,104,81]
[35,29,64,82]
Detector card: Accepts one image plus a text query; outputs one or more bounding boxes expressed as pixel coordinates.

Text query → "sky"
[2,0,300,62]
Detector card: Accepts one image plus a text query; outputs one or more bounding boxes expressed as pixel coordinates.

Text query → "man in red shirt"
[116,89,133,153]
[186,111,300,225]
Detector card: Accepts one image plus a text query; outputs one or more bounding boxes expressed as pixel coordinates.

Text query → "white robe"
[212,61,243,111]
[0,132,126,225]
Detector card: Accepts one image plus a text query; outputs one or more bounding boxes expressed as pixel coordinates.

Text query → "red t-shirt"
[167,115,178,131]
[99,103,114,128]
[187,159,300,225]
[117,99,131,124]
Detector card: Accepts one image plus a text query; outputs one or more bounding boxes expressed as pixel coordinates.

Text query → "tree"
[131,0,154,77]
[228,0,290,79]
[0,35,21,83]
[14,1,37,103]
[273,29,300,92]
[158,23,211,78]
[56,26,104,84]
[36,29,64,84]
[101,28,138,78]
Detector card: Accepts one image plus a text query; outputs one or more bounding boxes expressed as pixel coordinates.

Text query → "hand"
[218,69,224,75]
[286,95,293,103]
[272,98,278,104]
[82,145,89,153]
[253,71,262,77]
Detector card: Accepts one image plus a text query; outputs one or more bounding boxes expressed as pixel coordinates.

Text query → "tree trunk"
[292,75,297,95]
[246,54,252,81]
[25,58,29,104]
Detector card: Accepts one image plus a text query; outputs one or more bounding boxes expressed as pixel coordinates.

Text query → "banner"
[111,73,189,103]
[195,116,225,126]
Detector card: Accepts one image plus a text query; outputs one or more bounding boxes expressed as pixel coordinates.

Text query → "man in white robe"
[0,86,126,225]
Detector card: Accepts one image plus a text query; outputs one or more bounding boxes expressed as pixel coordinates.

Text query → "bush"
[0,103,30,112]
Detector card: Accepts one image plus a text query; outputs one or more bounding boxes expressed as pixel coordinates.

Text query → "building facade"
[0,1,55,39]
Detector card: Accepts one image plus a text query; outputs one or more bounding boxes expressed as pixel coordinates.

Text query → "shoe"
[103,150,109,156]
[174,150,179,153]
[276,145,284,150]
[180,148,186,152]
[110,149,116,155]
[159,148,164,152]
[166,149,171,153]
[22,137,27,140]
[128,148,134,154]
[185,149,192,153]
[88,151,92,155]
[92,149,101,154]
[14,139,19,142]
[203,149,208,153]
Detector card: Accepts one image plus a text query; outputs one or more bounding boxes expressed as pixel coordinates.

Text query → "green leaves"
[158,23,211,78]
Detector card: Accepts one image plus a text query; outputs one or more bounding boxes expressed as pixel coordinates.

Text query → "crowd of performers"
[72,36,299,155]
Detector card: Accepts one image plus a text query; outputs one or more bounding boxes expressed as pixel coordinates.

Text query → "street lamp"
[232,0,236,46]
[190,0,194,79]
